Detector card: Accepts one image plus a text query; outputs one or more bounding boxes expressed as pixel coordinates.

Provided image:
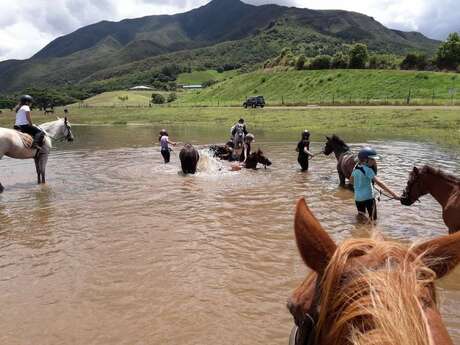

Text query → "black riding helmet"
[20,95,33,104]
[302,129,310,139]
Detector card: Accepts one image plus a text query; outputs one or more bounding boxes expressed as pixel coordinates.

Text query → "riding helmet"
[238,118,245,123]
[302,129,310,138]
[245,133,255,142]
[358,146,380,160]
[20,95,33,103]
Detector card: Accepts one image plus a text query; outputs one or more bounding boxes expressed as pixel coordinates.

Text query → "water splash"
[197,149,224,175]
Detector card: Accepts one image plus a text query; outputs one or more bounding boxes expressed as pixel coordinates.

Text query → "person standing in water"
[350,147,399,221]
[158,129,176,163]
[296,130,314,171]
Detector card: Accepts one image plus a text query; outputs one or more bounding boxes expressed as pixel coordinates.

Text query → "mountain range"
[0,0,440,93]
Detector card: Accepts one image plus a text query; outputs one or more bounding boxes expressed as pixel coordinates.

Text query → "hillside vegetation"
[178,69,460,106]
[0,0,439,93]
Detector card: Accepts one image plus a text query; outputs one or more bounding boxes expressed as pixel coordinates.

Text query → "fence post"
[332,94,335,104]
[282,96,284,105]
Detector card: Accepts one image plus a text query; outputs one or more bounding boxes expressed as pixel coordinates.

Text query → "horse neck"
[421,172,456,207]
[40,120,62,138]
[333,147,349,160]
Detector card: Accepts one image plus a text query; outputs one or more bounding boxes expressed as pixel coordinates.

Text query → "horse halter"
[290,278,322,345]
[401,172,422,205]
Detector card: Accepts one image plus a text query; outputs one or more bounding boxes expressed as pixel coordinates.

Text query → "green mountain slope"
[0,0,439,93]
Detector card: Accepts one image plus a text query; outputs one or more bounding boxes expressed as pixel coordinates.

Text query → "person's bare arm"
[373,176,400,200]
[303,147,314,157]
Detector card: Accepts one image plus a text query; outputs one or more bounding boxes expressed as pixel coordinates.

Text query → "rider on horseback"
[14,95,45,147]
[230,118,248,141]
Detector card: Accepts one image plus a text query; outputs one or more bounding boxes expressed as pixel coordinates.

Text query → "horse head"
[233,126,245,149]
[323,135,349,156]
[401,166,428,206]
[288,198,460,345]
[41,117,74,142]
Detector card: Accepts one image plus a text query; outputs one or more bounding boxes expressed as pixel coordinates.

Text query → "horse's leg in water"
[40,154,48,184]
[34,156,41,184]
[338,169,346,186]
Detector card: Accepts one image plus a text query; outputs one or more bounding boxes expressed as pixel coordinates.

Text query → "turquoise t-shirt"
[352,164,376,201]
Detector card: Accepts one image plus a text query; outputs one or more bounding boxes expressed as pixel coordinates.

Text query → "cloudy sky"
[0,0,459,62]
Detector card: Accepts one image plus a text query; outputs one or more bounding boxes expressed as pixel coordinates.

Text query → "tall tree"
[349,43,369,69]
[436,32,460,70]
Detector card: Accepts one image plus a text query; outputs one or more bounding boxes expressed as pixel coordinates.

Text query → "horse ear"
[413,166,419,175]
[414,231,460,279]
[294,198,337,275]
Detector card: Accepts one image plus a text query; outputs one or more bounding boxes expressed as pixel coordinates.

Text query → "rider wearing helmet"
[350,146,400,221]
[14,95,45,147]
[296,130,314,171]
[230,118,248,140]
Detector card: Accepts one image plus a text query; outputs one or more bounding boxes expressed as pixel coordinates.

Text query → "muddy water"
[0,126,460,345]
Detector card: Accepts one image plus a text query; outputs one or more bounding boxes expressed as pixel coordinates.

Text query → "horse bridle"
[401,172,422,205]
[46,122,73,142]
[290,278,322,345]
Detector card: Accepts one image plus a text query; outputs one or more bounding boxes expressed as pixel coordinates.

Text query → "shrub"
[400,53,428,70]
[295,54,306,70]
[151,93,165,104]
[331,52,348,69]
[202,79,217,88]
[167,93,177,103]
[349,43,369,69]
[369,54,399,70]
[310,55,332,69]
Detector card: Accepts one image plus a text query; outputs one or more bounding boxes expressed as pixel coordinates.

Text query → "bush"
[436,32,460,70]
[331,52,348,69]
[349,43,369,69]
[369,54,399,70]
[295,54,306,70]
[151,93,165,104]
[202,79,217,88]
[400,53,427,70]
[310,55,332,69]
[167,93,177,103]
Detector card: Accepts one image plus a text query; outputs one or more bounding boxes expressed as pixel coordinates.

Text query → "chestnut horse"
[288,198,460,345]
[323,135,358,186]
[401,166,460,233]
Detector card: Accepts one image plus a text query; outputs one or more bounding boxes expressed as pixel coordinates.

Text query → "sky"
[0,0,459,62]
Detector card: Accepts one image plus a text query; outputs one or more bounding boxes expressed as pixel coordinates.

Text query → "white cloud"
[0,0,459,62]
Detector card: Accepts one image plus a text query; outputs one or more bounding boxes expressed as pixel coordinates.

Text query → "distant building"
[129,85,153,90]
[182,84,203,90]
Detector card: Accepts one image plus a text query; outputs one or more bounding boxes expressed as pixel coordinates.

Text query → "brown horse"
[323,135,358,186]
[401,166,460,233]
[288,198,460,345]
[244,149,271,169]
[179,144,200,174]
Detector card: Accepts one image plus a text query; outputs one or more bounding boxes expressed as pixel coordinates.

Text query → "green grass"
[78,90,175,107]
[2,106,459,147]
[176,70,237,85]
[177,69,460,106]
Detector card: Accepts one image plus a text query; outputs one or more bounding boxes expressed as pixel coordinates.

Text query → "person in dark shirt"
[296,130,314,171]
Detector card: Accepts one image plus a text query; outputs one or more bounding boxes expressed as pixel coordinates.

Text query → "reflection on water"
[0,126,459,345]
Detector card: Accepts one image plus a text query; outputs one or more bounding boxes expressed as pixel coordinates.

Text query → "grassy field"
[79,90,176,107]
[176,69,237,85]
[2,106,459,147]
[177,69,460,106]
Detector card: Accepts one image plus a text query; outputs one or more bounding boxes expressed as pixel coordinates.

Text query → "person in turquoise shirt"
[350,147,400,221]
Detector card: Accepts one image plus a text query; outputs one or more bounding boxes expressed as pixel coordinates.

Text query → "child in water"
[350,147,400,221]
[296,130,314,171]
[158,129,176,163]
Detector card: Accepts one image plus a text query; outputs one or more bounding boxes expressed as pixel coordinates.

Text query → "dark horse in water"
[244,149,272,169]
[401,165,460,233]
[323,135,359,186]
[179,144,200,174]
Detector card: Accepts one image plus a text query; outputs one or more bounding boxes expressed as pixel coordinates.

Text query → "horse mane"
[331,134,350,151]
[316,235,434,345]
[420,165,460,185]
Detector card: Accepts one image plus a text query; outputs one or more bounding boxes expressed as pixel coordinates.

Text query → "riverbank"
[1,106,459,147]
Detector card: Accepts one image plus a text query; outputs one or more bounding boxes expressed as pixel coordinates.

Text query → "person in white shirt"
[158,129,176,163]
[14,95,45,147]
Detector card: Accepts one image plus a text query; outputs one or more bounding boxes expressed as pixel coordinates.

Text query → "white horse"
[0,117,74,192]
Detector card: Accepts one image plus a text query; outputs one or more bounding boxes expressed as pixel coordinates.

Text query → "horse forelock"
[316,236,434,345]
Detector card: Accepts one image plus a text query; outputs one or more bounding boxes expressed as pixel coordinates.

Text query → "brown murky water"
[0,126,460,345]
